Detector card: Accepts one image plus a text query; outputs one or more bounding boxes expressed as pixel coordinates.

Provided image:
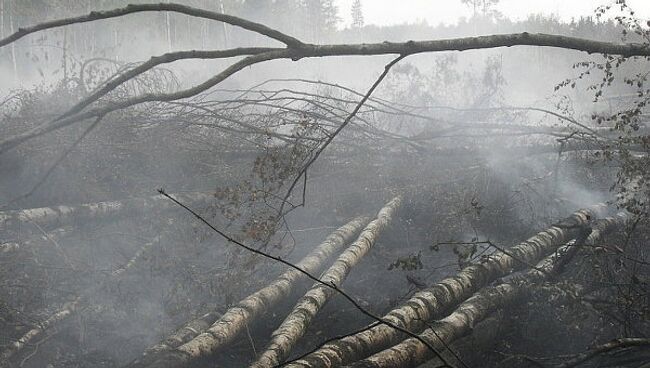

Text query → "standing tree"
[461,0,500,17]
[300,0,338,41]
[351,0,363,29]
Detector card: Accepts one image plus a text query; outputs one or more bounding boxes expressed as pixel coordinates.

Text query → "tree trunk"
[129,215,371,368]
[0,237,157,364]
[250,196,402,368]
[284,205,607,368]
[348,214,626,368]
[0,297,82,365]
[0,226,70,254]
[0,192,214,230]
[0,0,5,40]
[8,3,16,82]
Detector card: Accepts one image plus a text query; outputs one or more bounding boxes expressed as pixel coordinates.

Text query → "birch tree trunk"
[285,205,607,368]
[0,237,157,364]
[0,298,82,365]
[0,192,214,230]
[8,2,16,81]
[0,0,5,40]
[347,214,627,368]
[165,0,172,52]
[130,215,371,368]
[249,196,402,368]
[0,226,70,253]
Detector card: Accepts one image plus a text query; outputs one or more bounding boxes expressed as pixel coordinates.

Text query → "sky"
[334,0,650,28]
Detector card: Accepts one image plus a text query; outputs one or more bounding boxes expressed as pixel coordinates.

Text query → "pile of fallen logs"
[0,192,215,366]
[124,200,628,368]
[0,192,635,368]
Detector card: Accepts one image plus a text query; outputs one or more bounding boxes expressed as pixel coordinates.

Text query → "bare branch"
[3,5,650,155]
[0,50,284,154]
[277,54,406,216]
[0,3,305,48]
[557,338,650,368]
[61,48,276,120]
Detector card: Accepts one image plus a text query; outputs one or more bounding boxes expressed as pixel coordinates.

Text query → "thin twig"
[277,54,407,216]
[2,114,105,208]
[0,3,304,49]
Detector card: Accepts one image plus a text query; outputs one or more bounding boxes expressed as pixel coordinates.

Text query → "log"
[284,205,607,368]
[249,197,402,368]
[0,298,82,365]
[0,226,70,254]
[348,214,627,368]
[0,238,156,364]
[0,192,214,230]
[129,215,371,368]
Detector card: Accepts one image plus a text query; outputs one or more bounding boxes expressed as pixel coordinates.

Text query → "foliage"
[388,251,423,271]
[558,1,650,219]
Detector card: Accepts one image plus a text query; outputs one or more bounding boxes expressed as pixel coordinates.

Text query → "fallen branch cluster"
[1,2,650,156]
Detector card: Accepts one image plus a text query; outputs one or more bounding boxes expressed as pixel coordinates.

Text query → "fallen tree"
[0,237,158,365]
[128,215,371,368]
[283,205,607,368]
[0,226,70,254]
[347,213,628,368]
[249,197,402,368]
[0,297,83,366]
[0,191,214,230]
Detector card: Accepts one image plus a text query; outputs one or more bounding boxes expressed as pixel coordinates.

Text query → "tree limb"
[557,338,650,368]
[2,21,650,153]
[0,3,305,49]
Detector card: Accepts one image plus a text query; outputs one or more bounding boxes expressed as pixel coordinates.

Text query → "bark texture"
[348,214,626,368]
[249,197,402,368]
[130,215,371,368]
[0,192,213,229]
[286,205,606,368]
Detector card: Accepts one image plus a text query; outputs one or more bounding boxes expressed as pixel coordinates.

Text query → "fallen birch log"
[0,226,70,254]
[0,297,83,365]
[0,191,214,230]
[348,214,626,368]
[129,215,371,368]
[284,205,607,368]
[249,197,402,368]
[0,238,157,364]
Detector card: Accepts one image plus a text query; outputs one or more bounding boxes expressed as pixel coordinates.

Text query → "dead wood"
[128,216,370,368]
[283,206,607,368]
[250,197,402,368]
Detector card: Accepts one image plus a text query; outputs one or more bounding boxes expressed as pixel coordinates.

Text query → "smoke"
[0,2,645,367]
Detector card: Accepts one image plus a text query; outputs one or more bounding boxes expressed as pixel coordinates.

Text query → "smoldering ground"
[1,1,649,368]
